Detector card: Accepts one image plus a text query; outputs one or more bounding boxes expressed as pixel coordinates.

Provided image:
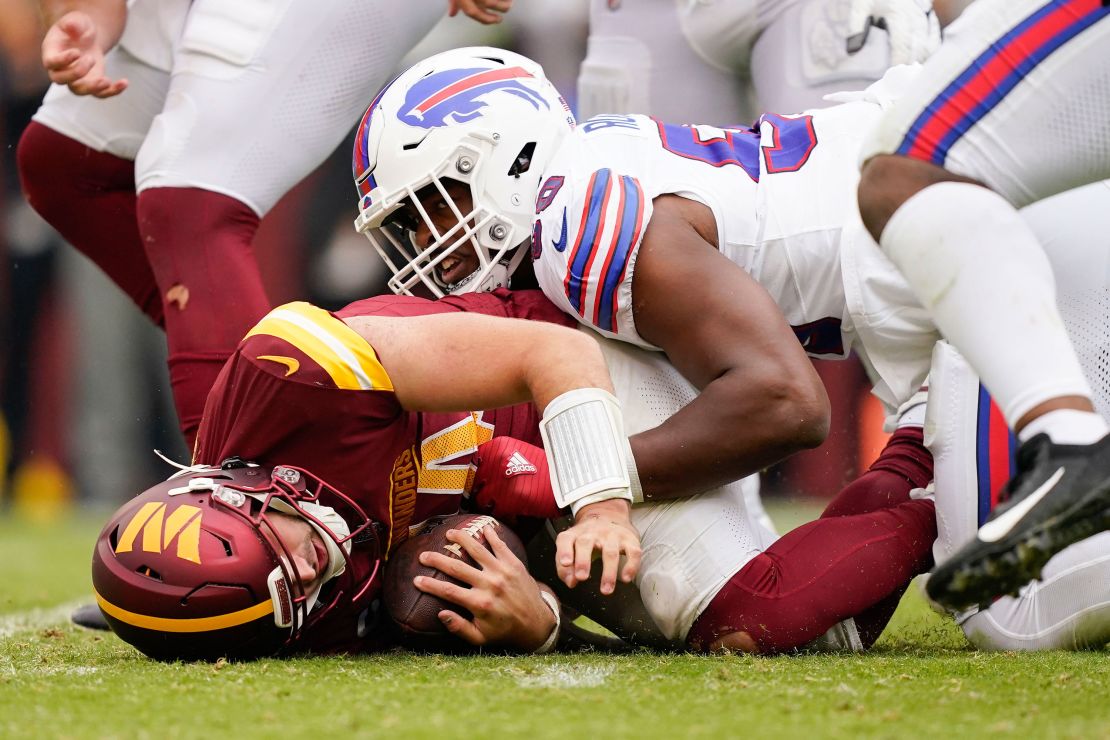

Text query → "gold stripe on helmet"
[94,590,275,633]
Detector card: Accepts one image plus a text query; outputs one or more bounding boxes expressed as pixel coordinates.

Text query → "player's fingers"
[93,79,128,99]
[598,540,621,595]
[79,77,119,97]
[70,76,112,96]
[475,0,510,15]
[447,528,496,569]
[482,525,520,566]
[573,533,596,584]
[456,0,500,24]
[47,56,95,84]
[438,610,487,645]
[413,575,478,611]
[620,537,642,583]
[46,66,81,85]
[555,532,576,586]
[42,48,82,71]
[419,550,482,584]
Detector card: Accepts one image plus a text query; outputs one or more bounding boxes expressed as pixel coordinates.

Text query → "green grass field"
[2,506,1108,740]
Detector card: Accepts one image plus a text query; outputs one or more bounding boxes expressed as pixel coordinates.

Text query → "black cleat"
[927,432,1110,611]
[71,602,111,631]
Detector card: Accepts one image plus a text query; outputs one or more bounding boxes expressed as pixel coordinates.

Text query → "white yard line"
[0,599,86,639]
[517,663,613,689]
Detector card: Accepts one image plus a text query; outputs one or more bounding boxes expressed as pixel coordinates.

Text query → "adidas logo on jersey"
[505,451,537,476]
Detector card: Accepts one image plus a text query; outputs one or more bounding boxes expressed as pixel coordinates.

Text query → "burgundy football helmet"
[92,460,383,661]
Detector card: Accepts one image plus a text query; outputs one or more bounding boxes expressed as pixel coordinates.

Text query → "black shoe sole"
[928,483,1110,611]
[70,603,111,631]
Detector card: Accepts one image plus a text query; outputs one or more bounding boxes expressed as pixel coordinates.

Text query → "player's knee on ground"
[702,631,760,655]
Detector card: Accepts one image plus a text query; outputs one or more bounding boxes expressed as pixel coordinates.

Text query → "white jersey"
[532,103,882,360]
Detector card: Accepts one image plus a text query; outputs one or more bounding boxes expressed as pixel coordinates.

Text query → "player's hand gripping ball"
[384,513,527,636]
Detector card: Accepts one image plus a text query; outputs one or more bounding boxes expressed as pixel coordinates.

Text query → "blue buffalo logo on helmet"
[398,66,549,129]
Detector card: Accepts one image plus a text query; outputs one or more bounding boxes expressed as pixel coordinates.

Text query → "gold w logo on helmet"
[115,502,204,564]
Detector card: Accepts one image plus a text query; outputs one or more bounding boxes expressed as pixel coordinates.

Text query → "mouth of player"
[436,254,473,285]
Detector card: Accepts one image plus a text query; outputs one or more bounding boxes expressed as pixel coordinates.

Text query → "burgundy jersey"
[192,290,572,652]
[195,289,572,549]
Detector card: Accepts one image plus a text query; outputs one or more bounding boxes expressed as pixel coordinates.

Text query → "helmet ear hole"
[136,566,162,582]
[212,533,234,557]
[507,142,537,177]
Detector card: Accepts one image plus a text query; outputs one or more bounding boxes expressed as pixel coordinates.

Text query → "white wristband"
[534,589,561,654]
[540,388,634,515]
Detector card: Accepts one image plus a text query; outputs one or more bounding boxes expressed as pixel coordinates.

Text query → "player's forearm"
[631,370,830,500]
[348,313,614,414]
[40,0,126,49]
[521,325,616,412]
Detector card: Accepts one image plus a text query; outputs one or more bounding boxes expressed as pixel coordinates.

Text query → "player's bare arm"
[415,524,558,651]
[342,311,614,413]
[344,311,643,588]
[39,0,128,97]
[628,195,831,500]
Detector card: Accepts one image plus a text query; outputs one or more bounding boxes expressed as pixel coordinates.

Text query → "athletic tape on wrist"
[534,589,561,654]
[540,388,634,515]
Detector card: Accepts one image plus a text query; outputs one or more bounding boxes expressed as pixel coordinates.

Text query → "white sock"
[1017,408,1109,446]
[881,182,1094,428]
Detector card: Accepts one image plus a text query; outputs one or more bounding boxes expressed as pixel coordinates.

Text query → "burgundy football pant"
[17,122,270,447]
[687,427,936,653]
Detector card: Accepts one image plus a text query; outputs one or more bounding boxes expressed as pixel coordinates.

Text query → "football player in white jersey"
[855,0,1110,610]
[353,47,942,654]
[15,0,506,449]
[578,0,939,123]
[352,47,1110,648]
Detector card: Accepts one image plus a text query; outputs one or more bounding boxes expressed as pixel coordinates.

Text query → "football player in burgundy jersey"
[93,291,643,660]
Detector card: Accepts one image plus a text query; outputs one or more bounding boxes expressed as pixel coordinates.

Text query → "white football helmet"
[352,47,576,297]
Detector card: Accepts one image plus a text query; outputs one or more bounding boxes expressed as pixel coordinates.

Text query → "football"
[383,513,528,637]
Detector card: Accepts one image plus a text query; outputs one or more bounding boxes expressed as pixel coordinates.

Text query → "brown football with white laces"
[383,513,527,636]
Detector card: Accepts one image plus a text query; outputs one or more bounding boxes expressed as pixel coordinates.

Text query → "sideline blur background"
[0,0,901,520]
